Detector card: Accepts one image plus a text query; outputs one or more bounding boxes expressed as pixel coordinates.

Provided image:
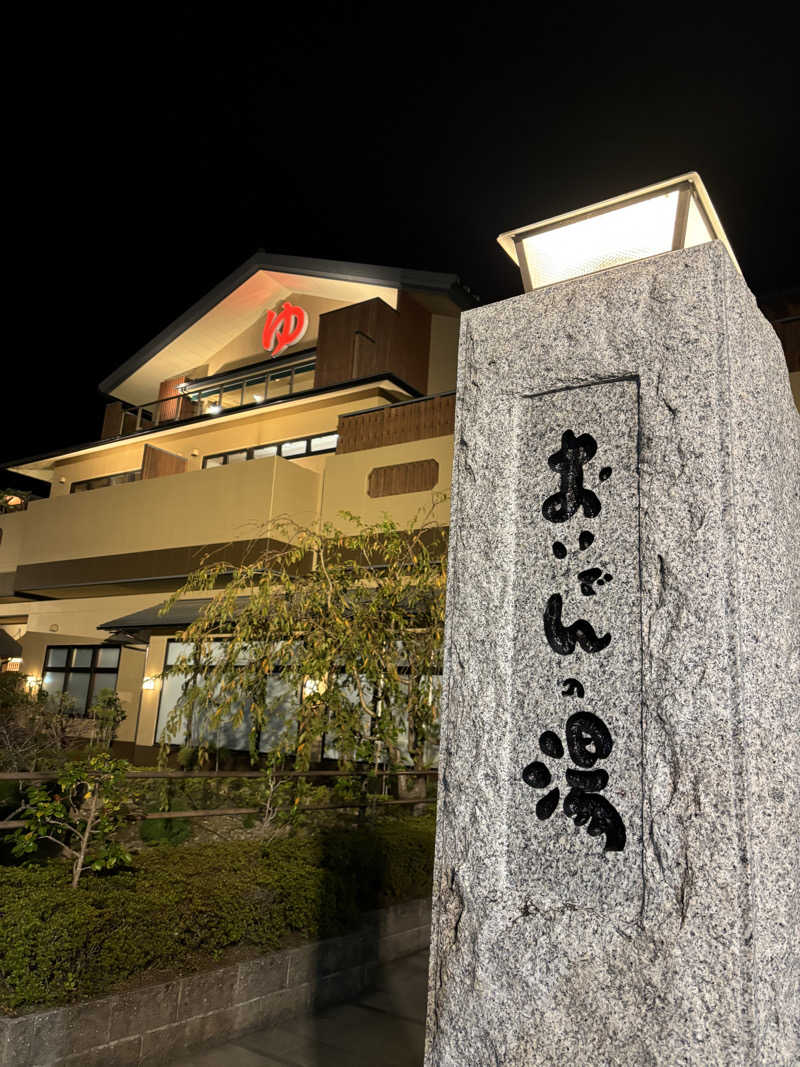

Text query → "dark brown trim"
[368,459,439,497]
[13,537,305,598]
[337,393,455,453]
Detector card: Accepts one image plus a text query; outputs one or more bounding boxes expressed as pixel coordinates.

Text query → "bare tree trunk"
[71,790,98,889]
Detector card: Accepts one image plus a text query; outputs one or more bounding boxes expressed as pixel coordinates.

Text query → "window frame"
[40,644,122,716]
[202,431,339,469]
[155,637,297,751]
[70,470,141,494]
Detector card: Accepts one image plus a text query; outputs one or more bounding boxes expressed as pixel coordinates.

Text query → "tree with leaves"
[158,504,448,775]
[12,753,134,887]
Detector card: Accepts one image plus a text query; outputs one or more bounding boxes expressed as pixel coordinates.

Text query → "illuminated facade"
[0,253,474,760]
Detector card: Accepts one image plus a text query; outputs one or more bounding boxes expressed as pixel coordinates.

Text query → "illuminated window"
[71,471,140,493]
[252,445,278,459]
[280,439,307,458]
[40,645,121,716]
[202,431,338,468]
[310,433,339,453]
[155,639,293,751]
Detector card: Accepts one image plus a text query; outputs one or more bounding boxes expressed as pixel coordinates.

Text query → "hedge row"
[0,815,435,1012]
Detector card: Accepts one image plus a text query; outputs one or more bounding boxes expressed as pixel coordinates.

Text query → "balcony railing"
[104,356,317,439]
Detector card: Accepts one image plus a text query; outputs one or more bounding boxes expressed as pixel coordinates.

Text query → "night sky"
[4,7,798,482]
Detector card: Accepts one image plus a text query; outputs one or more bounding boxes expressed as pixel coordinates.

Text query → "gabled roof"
[100,251,476,401]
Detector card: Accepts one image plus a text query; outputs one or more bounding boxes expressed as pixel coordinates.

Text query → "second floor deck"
[0,392,456,602]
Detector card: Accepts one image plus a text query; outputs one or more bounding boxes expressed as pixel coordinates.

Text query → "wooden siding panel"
[141,445,187,481]
[368,459,439,498]
[157,375,196,423]
[316,295,431,393]
[336,394,455,454]
[389,291,431,394]
[101,402,124,440]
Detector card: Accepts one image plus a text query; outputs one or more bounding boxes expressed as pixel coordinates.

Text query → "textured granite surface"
[426,243,800,1066]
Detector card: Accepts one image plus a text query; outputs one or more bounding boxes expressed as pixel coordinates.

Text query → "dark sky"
[4,5,798,481]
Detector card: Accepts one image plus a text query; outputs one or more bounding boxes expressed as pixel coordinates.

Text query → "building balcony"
[0,456,321,600]
[101,352,317,440]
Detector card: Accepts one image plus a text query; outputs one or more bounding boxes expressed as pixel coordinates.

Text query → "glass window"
[310,433,338,453]
[292,362,315,393]
[281,439,307,458]
[221,383,243,409]
[269,368,292,399]
[90,673,118,700]
[40,645,120,716]
[204,455,225,469]
[227,450,248,464]
[243,376,266,405]
[96,647,120,669]
[42,671,65,696]
[156,639,294,752]
[65,673,91,710]
[70,471,140,494]
[258,674,295,753]
[252,445,278,459]
[71,648,93,668]
[200,388,222,414]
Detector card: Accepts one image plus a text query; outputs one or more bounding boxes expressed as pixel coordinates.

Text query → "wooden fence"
[0,768,438,830]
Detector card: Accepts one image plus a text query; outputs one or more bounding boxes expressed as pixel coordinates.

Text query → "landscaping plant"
[11,753,136,887]
[158,505,447,776]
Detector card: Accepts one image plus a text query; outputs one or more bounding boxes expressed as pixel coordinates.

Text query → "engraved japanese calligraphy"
[507,378,641,906]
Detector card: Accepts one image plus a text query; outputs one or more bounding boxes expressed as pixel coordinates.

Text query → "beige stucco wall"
[20,456,320,565]
[206,293,346,378]
[136,636,169,747]
[0,511,29,576]
[0,588,167,743]
[426,314,459,395]
[320,434,453,530]
[51,443,146,496]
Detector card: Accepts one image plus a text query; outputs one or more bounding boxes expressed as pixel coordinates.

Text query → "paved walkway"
[171,949,429,1067]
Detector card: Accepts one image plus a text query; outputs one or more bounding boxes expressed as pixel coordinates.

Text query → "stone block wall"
[1,897,432,1067]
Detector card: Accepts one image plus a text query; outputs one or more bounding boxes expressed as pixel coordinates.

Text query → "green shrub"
[0,816,435,1012]
[138,817,193,847]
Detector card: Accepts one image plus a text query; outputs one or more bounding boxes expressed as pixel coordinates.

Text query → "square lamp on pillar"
[497,171,739,291]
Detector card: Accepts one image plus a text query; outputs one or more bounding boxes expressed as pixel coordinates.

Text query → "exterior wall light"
[497,172,739,292]
[142,676,156,690]
[207,404,222,415]
[25,675,41,693]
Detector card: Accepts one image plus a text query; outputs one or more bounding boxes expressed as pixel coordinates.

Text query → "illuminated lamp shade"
[497,172,739,293]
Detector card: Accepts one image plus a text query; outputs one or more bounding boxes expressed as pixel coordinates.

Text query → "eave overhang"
[100,252,477,403]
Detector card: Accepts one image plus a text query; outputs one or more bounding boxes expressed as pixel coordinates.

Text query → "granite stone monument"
[426,242,799,1065]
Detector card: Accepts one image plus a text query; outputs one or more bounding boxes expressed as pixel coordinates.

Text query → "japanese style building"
[1,254,796,764]
[0,253,475,761]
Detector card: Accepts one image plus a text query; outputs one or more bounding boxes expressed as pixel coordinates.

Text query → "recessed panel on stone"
[506,377,642,911]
